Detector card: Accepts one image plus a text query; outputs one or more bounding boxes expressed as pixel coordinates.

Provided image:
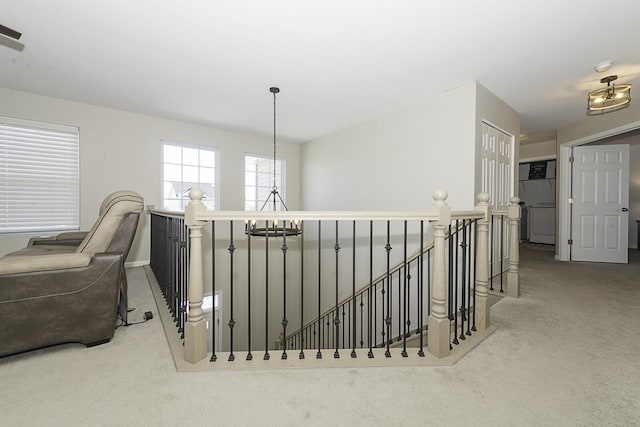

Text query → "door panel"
[571,144,629,263]
[480,122,515,275]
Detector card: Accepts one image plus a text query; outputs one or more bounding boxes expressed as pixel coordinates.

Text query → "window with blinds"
[0,117,80,234]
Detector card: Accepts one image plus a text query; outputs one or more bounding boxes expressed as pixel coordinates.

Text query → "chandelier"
[587,75,632,114]
[245,87,302,237]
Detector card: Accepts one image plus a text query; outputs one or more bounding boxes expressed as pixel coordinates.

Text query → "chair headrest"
[77,190,144,255]
[99,190,144,215]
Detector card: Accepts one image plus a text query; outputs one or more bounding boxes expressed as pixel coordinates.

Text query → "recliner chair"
[0,190,144,357]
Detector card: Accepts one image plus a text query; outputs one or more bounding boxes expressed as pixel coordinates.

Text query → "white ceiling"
[2,0,640,144]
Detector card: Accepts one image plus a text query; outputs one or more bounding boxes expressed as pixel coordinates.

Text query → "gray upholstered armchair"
[0,190,143,357]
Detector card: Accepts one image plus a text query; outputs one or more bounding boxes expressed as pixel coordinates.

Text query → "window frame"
[161,141,219,211]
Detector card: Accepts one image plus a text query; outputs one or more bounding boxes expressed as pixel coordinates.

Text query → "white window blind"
[0,117,80,234]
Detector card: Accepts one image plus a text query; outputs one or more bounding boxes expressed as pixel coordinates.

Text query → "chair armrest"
[29,231,88,247]
[0,253,92,275]
[55,231,89,241]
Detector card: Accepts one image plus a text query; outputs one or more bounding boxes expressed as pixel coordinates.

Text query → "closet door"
[480,122,515,276]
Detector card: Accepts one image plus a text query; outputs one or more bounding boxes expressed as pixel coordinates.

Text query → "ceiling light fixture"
[587,75,631,114]
[246,87,301,237]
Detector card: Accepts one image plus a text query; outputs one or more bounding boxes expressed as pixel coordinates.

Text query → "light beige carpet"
[0,246,638,426]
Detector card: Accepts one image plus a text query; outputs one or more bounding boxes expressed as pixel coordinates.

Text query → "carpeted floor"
[0,246,639,426]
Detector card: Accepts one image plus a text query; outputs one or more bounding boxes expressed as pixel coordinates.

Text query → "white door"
[480,122,515,276]
[480,122,514,210]
[571,144,629,263]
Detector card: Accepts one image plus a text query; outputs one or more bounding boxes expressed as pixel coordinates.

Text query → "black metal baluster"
[228,221,236,362]
[359,293,364,349]
[181,219,186,336]
[380,281,384,348]
[334,221,340,359]
[427,247,431,317]
[170,216,175,321]
[178,219,183,336]
[169,217,176,321]
[418,220,425,357]
[179,219,184,333]
[169,218,176,328]
[174,217,179,325]
[407,262,412,338]
[490,215,495,291]
[210,221,217,362]
[175,218,181,331]
[342,304,346,349]
[459,219,467,341]
[312,322,316,353]
[447,224,456,347]
[401,221,408,357]
[264,220,270,361]
[246,224,253,361]
[448,223,454,329]
[299,221,305,359]
[351,220,357,358]
[500,215,504,293]
[466,220,473,336]
[397,269,401,342]
[281,221,288,360]
[385,221,392,358]
[316,220,322,359]
[453,220,459,346]
[185,220,190,341]
[166,217,172,318]
[472,219,477,332]
[368,220,374,358]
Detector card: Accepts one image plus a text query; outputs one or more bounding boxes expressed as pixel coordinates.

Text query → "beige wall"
[520,139,556,161]
[301,81,478,211]
[558,101,640,146]
[0,88,301,262]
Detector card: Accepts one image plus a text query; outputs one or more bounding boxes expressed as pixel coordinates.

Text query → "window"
[244,154,284,211]
[162,142,217,211]
[0,117,79,234]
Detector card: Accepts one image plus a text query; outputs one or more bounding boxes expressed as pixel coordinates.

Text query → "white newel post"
[427,190,451,358]
[507,196,521,298]
[184,189,208,364]
[475,193,491,331]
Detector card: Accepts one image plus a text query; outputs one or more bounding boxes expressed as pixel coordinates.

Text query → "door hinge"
[568,239,573,245]
[569,155,575,163]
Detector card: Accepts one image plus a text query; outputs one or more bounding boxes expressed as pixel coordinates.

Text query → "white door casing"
[571,144,629,263]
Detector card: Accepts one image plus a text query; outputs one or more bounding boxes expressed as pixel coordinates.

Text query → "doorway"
[558,122,640,261]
